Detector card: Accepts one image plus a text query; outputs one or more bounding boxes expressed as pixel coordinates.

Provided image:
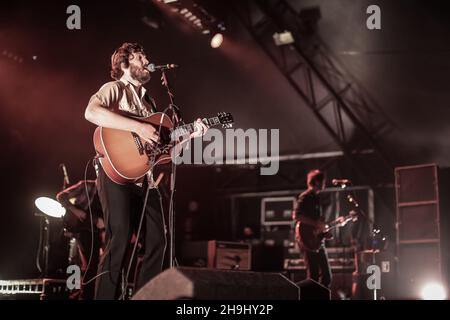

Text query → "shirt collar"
[119,77,146,98]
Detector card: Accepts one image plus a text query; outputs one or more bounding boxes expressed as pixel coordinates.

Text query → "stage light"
[273,30,294,46]
[141,16,160,30]
[157,0,226,48]
[420,282,446,300]
[210,33,223,48]
[35,197,66,218]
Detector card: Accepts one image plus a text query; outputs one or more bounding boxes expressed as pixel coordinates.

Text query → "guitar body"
[295,222,326,252]
[93,112,174,185]
[295,211,357,252]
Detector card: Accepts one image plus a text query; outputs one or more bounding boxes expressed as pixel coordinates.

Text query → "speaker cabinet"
[132,267,300,300]
[395,164,445,298]
[297,279,330,300]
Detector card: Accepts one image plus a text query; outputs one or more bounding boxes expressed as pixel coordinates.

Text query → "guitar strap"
[129,84,145,111]
[143,94,157,113]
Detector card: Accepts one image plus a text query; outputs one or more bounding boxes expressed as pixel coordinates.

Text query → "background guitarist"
[84,42,208,299]
[292,169,332,288]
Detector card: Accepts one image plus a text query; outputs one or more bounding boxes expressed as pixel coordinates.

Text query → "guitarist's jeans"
[95,167,167,300]
[302,246,332,288]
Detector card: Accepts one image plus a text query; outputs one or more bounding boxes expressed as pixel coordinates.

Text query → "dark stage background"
[1,0,450,280]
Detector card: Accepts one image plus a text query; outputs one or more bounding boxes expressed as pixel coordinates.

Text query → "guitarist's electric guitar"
[93,112,234,184]
[295,210,358,252]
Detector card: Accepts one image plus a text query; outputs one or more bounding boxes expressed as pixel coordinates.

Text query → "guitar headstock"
[217,112,234,128]
[347,210,359,223]
[335,210,359,227]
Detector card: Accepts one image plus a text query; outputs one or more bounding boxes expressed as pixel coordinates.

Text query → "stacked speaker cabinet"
[395,164,444,298]
[260,197,296,248]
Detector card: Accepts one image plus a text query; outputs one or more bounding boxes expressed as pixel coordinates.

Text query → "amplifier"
[284,258,355,272]
[261,225,294,247]
[284,246,356,272]
[180,240,252,271]
[0,279,72,300]
[286,246,356,256]
[208,241,252,271]
[261,197,296,226]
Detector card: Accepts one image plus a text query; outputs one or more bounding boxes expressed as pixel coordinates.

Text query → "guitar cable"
[79,157,110,288]
[118,183,150,300]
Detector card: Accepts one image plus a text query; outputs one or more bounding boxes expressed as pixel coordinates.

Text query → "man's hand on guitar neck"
[136,118,207,146]
[170,118,209,159]
[190,118,209,139]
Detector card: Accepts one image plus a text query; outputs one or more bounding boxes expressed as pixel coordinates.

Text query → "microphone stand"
[343,182,380,300]
[160,69,182,269]
[34,211,51,278]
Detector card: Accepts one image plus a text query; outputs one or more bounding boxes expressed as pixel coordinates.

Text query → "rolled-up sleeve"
[89,81,121,110]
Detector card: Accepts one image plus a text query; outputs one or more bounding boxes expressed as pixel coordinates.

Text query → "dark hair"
[307,169,326,188]
[110,42,145,80]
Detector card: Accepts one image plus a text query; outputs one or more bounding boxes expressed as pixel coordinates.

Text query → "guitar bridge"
[132,132,145,155]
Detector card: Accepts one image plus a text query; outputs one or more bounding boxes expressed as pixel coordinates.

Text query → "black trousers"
[302,246,332,288]
[95,167,167,300]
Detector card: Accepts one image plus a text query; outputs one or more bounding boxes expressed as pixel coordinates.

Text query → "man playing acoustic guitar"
[84,42,208,299]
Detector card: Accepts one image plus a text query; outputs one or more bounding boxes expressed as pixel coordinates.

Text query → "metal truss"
[231,0,396,186]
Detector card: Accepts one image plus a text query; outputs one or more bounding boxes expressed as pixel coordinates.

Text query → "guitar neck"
[171,117,221,138]
[325,223,340,232]
[325,216,352,232]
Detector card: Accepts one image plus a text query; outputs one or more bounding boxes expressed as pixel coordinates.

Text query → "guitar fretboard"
[170,117,221,139]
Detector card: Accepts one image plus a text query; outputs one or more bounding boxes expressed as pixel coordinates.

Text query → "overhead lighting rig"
[154,0,226,48]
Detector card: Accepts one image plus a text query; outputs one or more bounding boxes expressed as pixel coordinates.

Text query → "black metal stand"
[35,212,51,277]
[43,217,50,277]
[343,183,384,300]
[160,70,183,268]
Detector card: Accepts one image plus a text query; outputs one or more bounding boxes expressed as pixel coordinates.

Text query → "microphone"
[332,179,351,186]
[60,163,70,186]
[146,63,178,72]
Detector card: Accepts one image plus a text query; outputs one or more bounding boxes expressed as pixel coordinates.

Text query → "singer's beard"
[130,64,151,84]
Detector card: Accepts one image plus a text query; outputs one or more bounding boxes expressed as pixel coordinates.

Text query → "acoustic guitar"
[93,112,233,184]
